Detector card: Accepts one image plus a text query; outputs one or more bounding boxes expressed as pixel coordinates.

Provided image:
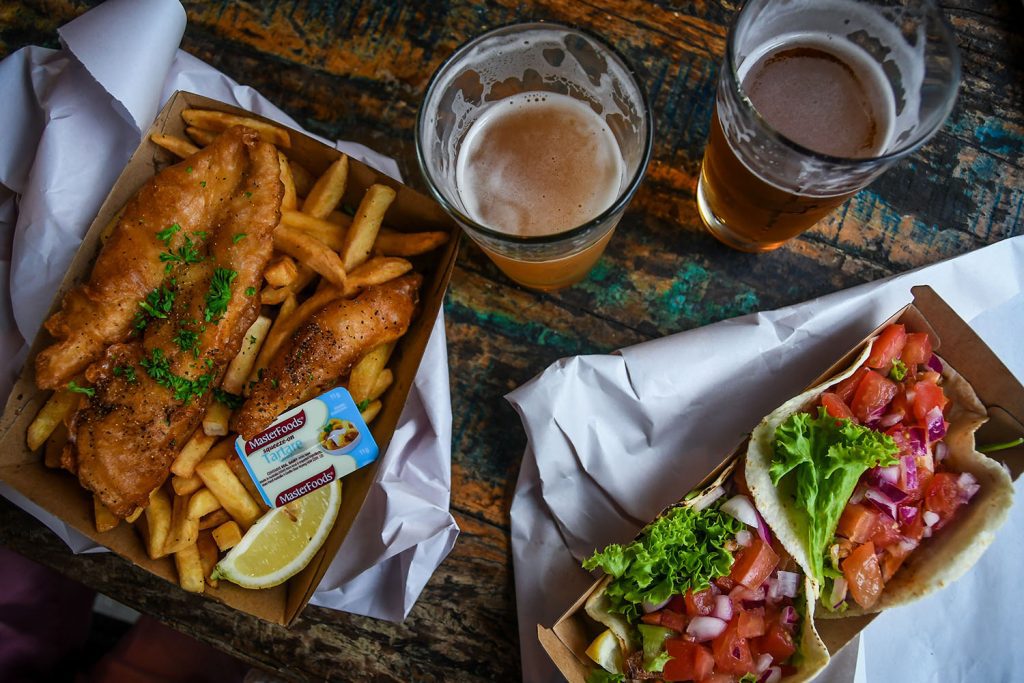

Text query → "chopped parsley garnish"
[160,234,204,273]
[156,223,181,246]
[232,233,247,244]
[172,325,201,358]
[139,348,213,403]
[112,364,137,383]
[186,166,193,174]
[213,388,245,410]
[134,282,176,330]
[889,358,908,381]
[249,335,257,346]
[269,378,279,389]
[244,191,253,198]
[67,380,95,397]
[192,230,208,241]
[245,287,256,297]
[199,180,207,188]
[356,399,370,412]
[203,268,238,322]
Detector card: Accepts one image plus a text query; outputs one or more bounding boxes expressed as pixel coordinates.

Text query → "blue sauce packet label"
[233,387,379,508]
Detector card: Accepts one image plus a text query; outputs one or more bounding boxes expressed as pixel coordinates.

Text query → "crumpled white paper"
[0,0,458,622]
[509,237,1024,682]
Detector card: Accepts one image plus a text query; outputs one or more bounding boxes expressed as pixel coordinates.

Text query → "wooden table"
[1,1,1021,680]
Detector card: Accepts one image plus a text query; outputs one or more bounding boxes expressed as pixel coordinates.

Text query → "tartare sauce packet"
[233,388,379,507]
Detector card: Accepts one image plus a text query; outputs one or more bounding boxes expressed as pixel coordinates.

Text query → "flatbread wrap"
[745,324,1014,617]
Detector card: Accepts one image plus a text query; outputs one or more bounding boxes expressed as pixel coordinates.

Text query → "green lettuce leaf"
[771,407,899,582]
[583,504,742,622]
[638,624,674,672]
[586,671,625,683]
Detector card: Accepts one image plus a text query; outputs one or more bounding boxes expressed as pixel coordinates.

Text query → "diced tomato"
[698,675,735,683]
[901,332,933,366]
[881,542,913,582]
[836,503,879,544]
[833,367,870,403]
[866,324,907,370]
[684,587,716,617]
[660,609,687,633]
[641,611,662,625]
[912,381,948,424]
[714,575,736,592]
[841,541,884,609]
[870,518,902,550]
[888,392,910,421]
[737,607,766,638]
[667,594,687,614]
[711,622,754,675]
[821,392,856,421]
[729,536,779,590]
[924,472,966,528]
[757,618,797,663]
[902,508,926,541]
[663,640,715,682]
[851,370,898,423]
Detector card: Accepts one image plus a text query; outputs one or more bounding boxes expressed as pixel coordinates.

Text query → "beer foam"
[455,92,624,236]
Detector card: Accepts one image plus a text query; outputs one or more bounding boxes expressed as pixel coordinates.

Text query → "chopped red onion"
[642,596,671,613]
[876,480,909,503]
[958,472,981,500]
[899,455,919,492]
[830,577,848,608]
[897,537,919,554]
[693,485,726,512]
[736,529,753,547]
[686,616,727,641]
[849,484,867,505]
[754,508,773,545]
[897,504,919,526]
[907,427,928,456]
[759,667,783,683]
[755,653,774,674]
[935,441,949,463]
[923,525,933,538]
[927,354,944,373]
[731,585,766,608]
[923,510,940,527]
[774,571,800,598]
[713,595,734,621]
[925,407,947,442]
[873,465,900,484]
[780,605,799,626]
[721,495,759,528]
[866,488,899,518]
[878,412,904,428]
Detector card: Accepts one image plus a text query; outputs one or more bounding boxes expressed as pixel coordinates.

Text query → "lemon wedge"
[585,628,624,674]
[212,480,342,588]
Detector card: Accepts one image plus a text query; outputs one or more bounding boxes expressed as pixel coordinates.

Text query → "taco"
[580,463,830,682]
[745,324,1014,617]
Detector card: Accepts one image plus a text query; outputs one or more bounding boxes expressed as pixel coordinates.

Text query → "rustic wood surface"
[1,0,1022,680]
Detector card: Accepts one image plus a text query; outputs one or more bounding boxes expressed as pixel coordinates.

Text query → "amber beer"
[699,38,896,252]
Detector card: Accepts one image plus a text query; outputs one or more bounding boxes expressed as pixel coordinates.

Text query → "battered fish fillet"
[65,127,282,517]
[232,274,422,440]
[36,127,269,390]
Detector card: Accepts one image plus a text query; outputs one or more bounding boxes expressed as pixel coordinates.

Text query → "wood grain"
[1,0,1022,680]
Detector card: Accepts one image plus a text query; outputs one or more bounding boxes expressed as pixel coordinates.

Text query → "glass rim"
[415,20,655,246]
[725,0,962,167]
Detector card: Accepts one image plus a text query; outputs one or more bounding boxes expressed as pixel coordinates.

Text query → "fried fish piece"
[232,274,421,440]
[65,127,282,517]
[35,127,270,390]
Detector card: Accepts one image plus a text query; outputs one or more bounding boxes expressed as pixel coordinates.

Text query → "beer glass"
[698,0,960,252]
[417,23,653,290]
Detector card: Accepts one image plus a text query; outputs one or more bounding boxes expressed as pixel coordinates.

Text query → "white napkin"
[0,0,458,622]
[509,237,1024,681]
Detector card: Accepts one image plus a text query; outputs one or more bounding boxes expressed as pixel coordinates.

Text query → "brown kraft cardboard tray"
[538,285,1024,681]
[0,91,460,626]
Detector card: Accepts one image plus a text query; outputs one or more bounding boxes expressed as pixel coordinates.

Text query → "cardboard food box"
[0,91,459,625]
[539,285,1024,680]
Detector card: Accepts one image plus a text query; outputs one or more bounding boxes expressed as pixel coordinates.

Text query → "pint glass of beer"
[698,0,960,252]
[417,23,653,290]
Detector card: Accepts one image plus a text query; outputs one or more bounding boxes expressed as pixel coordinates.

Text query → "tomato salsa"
[820,324,979,611]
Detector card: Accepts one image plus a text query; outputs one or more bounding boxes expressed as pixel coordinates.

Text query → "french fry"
[197,531,220,588]
[212,520,242,552]
[174,543,205,593]
[327,210,353,227]
[93,496,120,533]
[226,453,269,512]
[198,509,231,531]
[260,285,291,305]
[125,507,144,524]
[171,474,202,496]
[181,109,291,148]
[223,315,271,394]
[273,224,347,288]
[204,437,237,463]
[195,459,262,529]
[302,155,349,219]
[170,429,218,478]
[185,125,218,146]
[368,368,394,403]
[360,400,382,424]
[43,424,68,469]
[150,133,199,158]
[27,390,78,451]
[289,160,315,197]
[145,488,172,560]
[348,342,395,404]
[342,184,396,271]
[249,288,343,384]
[343,257,413,296]
[202,401,232,437]
[281,209,345,250]
[374,229,449,257]
[264,255,299,287]
[164,493,200,555]
[278,151,298,211]
[186,488,222,519]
